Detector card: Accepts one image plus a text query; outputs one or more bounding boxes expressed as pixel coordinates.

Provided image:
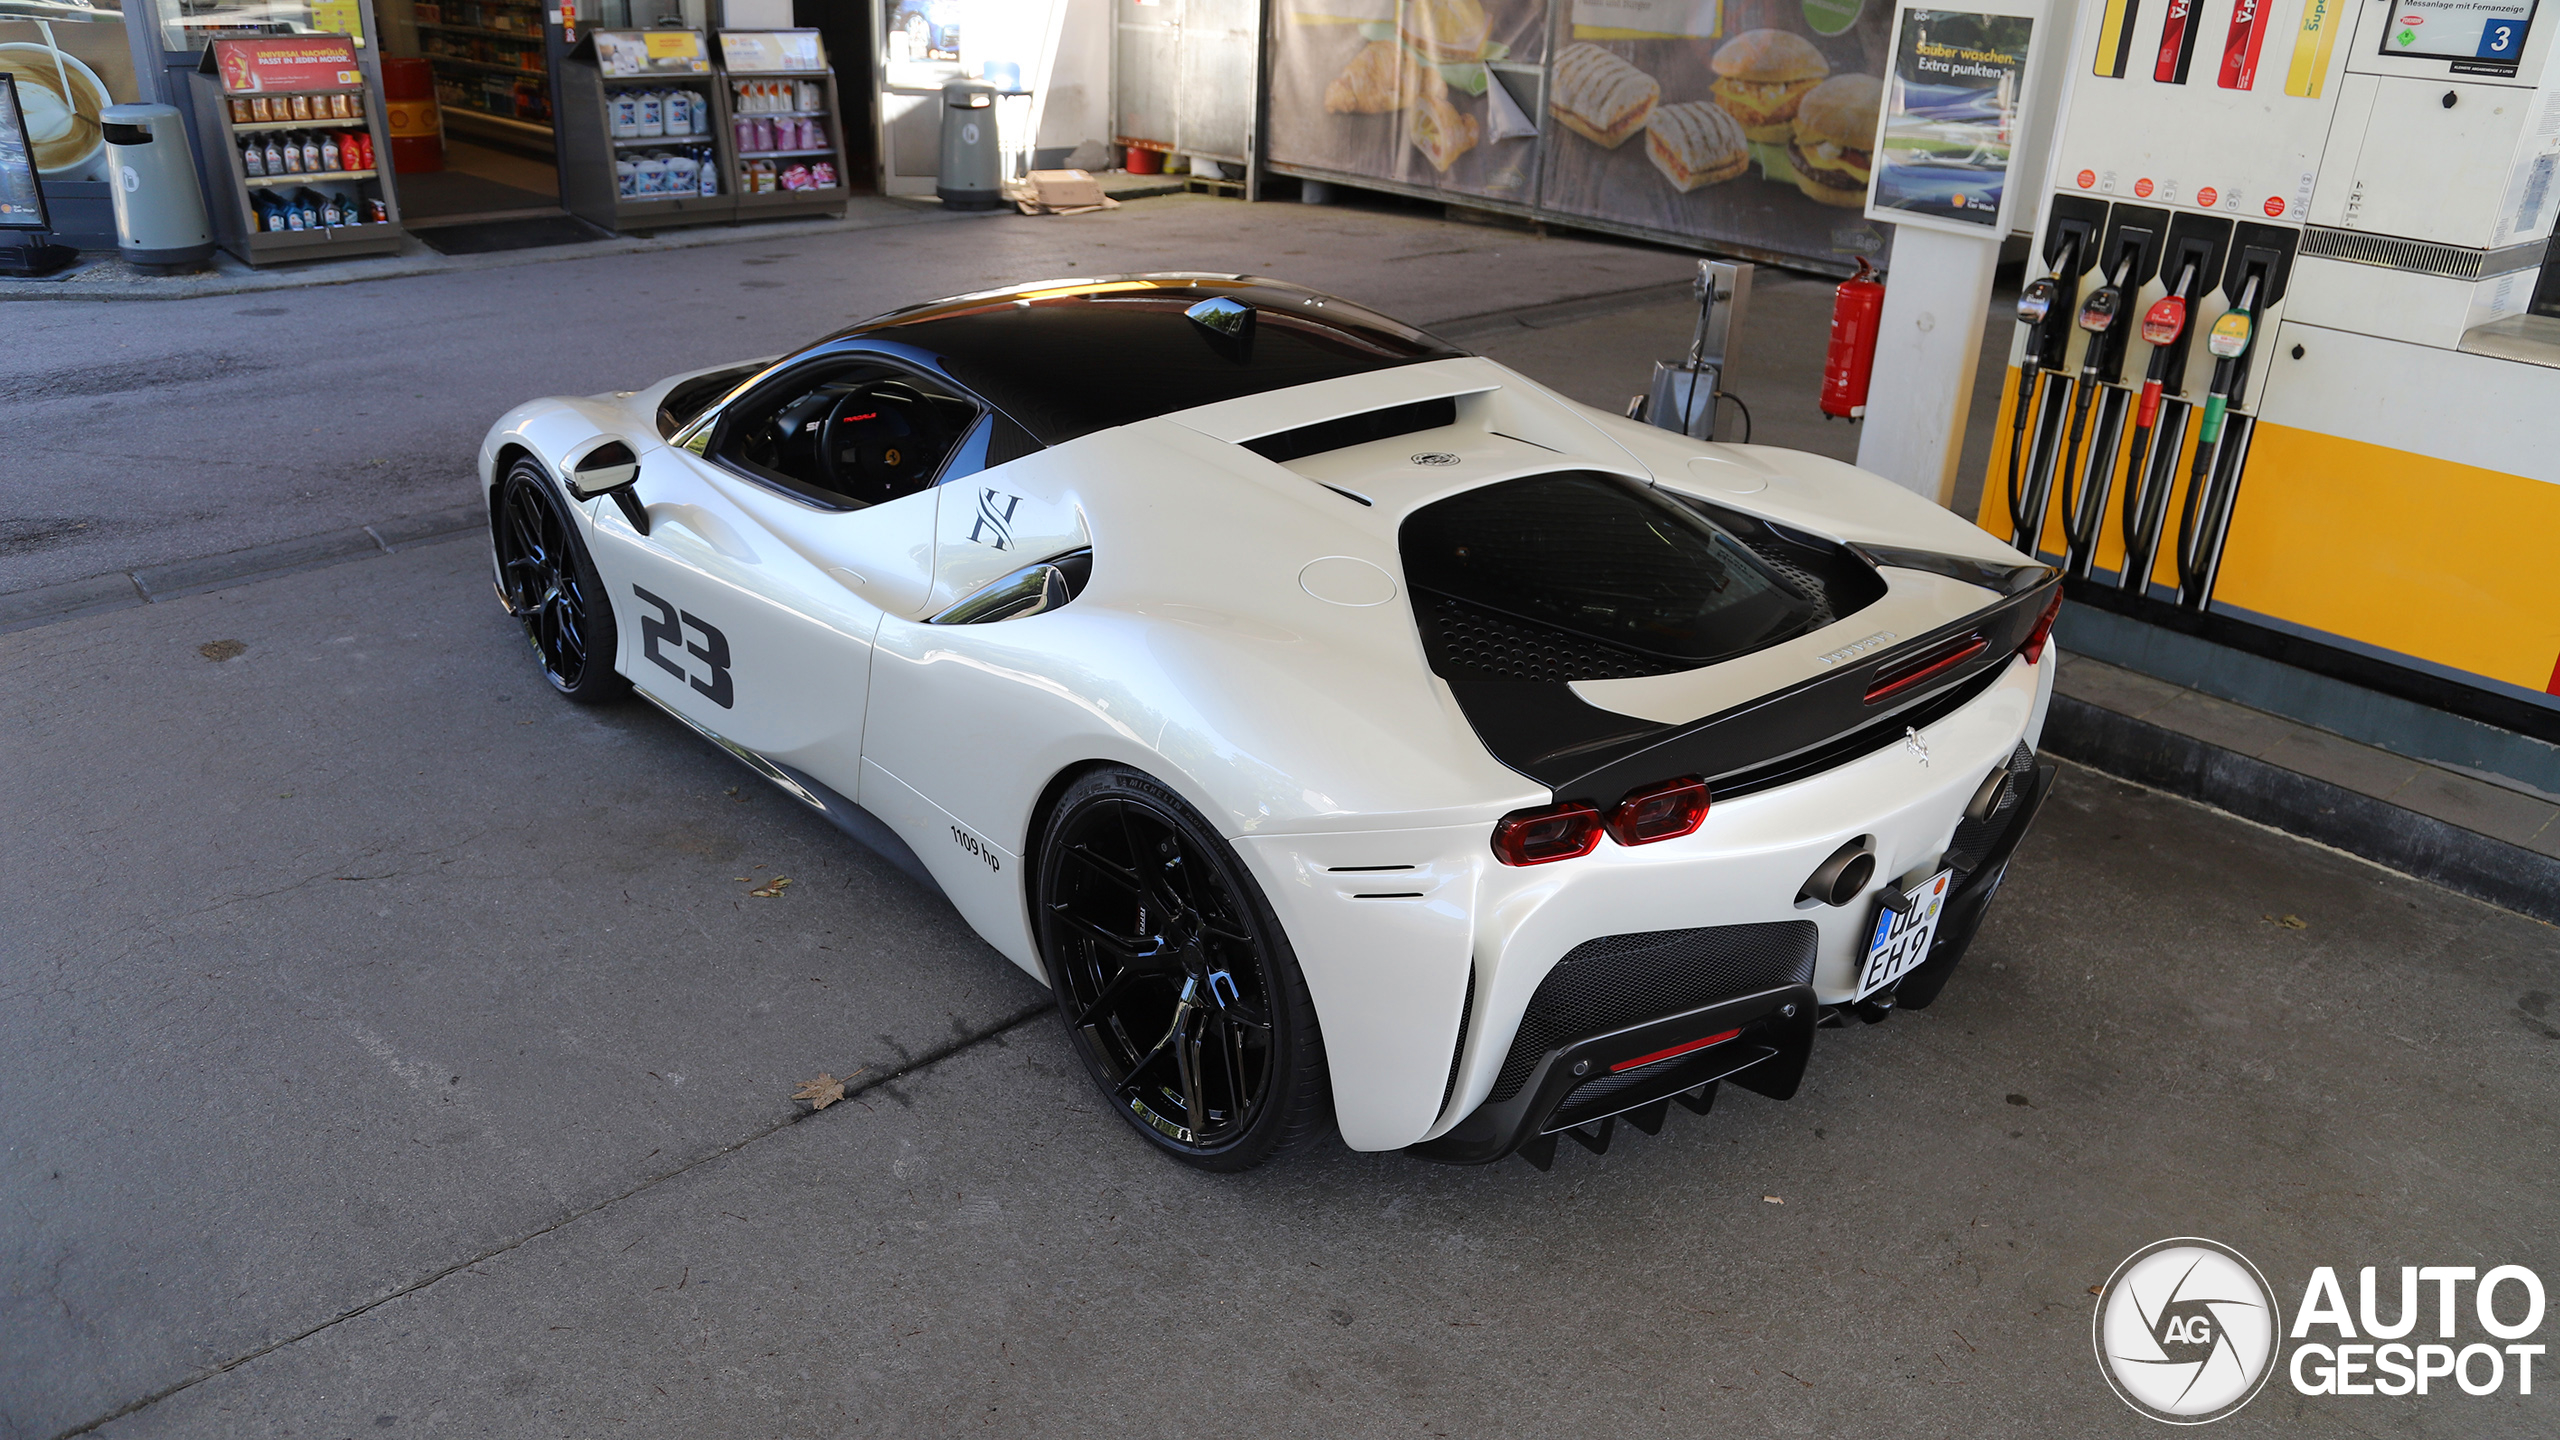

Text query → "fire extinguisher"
[1820,259,1884,420]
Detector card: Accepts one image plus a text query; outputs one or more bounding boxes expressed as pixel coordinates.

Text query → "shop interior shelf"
[444,106,554,139]
[415,21,543,41]
[730,107,828,117]
[614,133,715,147]
[604,75,714,85]
[736,147,834,159]
[427,54,547,76]
[231,115,369,131]
[245,168,378,186]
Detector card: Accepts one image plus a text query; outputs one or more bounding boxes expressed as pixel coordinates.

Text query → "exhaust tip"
[1800,840,1875,908]
[1965,767,2013,823]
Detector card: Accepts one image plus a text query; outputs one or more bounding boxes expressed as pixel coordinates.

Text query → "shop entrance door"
[372,0,598,224]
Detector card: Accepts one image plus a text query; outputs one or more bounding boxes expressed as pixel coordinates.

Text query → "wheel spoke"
[1066,963,1164,1031]
[1046,902,1148,959]
[1059,843,1143,894]
[1176,1009,1209,1137]
[1216,1015,1248,1123]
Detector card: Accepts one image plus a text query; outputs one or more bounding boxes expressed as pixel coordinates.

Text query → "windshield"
[1401,471,1823,679]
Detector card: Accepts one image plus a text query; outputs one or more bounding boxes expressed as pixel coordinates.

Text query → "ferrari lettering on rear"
[632,585,734,709]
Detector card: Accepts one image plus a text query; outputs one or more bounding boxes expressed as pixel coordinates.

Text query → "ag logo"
[2096,1238,2282,1423]
[968,487,1023,549]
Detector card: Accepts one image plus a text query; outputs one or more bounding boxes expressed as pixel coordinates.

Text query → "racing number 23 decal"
[632,586,734,709]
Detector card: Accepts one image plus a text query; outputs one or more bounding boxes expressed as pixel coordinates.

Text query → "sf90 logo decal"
[632,585,734,709]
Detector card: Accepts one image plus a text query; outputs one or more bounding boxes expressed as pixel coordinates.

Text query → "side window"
[713,359,981,509]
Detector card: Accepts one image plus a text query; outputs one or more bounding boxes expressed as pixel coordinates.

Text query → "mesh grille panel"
[1944,742,2036,875]
[1422,592,1678,682]
[1488,920,1817,1100]
[1738,541,1837,630]
[2300,226,2547,281]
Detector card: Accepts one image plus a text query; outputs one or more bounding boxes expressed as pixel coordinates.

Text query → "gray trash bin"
[937,80,1003,211]
[100,104,212,271]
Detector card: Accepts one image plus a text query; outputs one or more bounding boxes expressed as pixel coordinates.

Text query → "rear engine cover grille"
[1489,920,1817,1100]
[1423,592,1673,682]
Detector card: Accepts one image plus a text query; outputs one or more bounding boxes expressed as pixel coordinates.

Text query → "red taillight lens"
[1604,776,1711,846]
[1610,1028,1742,1073]
[1490,801,1603,866]
[2020,589,2063,665]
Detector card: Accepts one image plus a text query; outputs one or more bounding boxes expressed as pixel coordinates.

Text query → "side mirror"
[568,440,641,497]
[566,440,649,535]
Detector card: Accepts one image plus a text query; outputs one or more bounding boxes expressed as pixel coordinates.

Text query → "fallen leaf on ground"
[793,1073,847,1109]
[748,876,793,898]
[2265,913,2308,929]
[1763,1195,1783,1205]
[199,640,248,661]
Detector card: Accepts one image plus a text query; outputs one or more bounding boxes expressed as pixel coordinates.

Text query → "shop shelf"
[416,21,544,40]
[734,147,833,158]
[244,168,379,186]
[614,133,717,147]
[426,55,547,76]
[230,115,369,131]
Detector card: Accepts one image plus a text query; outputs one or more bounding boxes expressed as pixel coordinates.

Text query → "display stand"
[192,37,404,266]
[558,29,735,234]
[716,30,848,222]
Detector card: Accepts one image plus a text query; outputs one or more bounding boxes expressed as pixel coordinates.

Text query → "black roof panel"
[831,275,1467,446]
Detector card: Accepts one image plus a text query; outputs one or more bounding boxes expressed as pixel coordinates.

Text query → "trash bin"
[937,79,1003,211]
[381,58,444,174]
[100,104,213,272]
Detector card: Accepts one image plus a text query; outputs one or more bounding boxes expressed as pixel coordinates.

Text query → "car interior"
[722,363,985,508]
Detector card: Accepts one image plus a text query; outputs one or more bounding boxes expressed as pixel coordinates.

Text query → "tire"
[492,458,628,705]
[1034,766,1333,1172]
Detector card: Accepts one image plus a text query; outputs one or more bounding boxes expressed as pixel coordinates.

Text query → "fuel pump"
[2008,198,2105,552]
[2174,232,2292,609]
[2002,274,2061,539]
[2117,216,2229,595]
[2057,211,2164,579]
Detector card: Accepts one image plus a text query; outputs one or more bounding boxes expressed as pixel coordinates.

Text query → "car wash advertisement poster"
[1866,5,2035,235]
[1266,0,1898,271]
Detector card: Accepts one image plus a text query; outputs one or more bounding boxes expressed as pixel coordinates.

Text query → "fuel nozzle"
[2018,275,2058,347]
[2134,295,2188,427]
[2197,275,2261,444]
[2076,285,2121,336]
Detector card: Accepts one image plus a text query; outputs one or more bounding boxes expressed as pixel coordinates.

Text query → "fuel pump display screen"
[2379,0,2537,72]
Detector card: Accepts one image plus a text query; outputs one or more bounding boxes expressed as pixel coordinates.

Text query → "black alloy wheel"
[494,459,626,704]
[1036,768,1331,1171]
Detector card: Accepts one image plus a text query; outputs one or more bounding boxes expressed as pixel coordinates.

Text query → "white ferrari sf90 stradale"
[480,274,2059,1172]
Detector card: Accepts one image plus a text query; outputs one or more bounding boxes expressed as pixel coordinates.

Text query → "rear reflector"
[1609,1028,1743,1073]
[1490,801,1603,866]
[2020,588,2063,664]
[1604,776,1710,846]
[1866,632,1987,704]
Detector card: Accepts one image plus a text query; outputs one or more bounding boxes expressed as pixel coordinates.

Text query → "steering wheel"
[818,380,953,505]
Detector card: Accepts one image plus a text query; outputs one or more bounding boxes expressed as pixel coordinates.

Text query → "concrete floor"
[3,195,2554,1439]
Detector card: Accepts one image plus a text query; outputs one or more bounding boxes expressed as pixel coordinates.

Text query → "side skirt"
[629,688,947,898]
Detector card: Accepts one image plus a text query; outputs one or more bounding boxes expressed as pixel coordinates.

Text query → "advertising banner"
[1867,6,2033,235]
[1535,0,1894,263]
[1266,0,1552,206]
[210,36,363,94]
[0,13,141,184]
[0,73,47,228]
[1268,0,1901,268]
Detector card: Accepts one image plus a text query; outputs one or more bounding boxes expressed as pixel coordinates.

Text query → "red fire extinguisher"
[1821,258,1885,420]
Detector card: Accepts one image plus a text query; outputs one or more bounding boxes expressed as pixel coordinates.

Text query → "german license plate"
[1855,869,1954,1001]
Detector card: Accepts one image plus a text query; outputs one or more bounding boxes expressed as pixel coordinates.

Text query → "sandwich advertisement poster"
[1267,0,1899,270]
[1867,6,2035,234]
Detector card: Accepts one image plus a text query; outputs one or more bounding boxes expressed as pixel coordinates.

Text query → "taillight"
[2020,588,2063,664]
[1490,801,1603,866]
[1604,776,1710,846]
